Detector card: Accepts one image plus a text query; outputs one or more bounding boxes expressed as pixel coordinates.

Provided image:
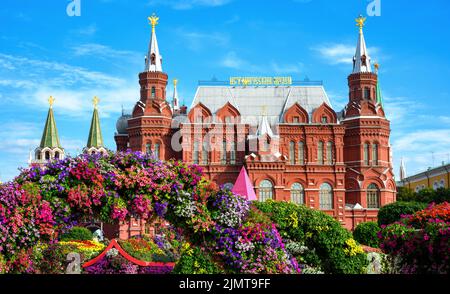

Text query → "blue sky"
[0,0,449,181]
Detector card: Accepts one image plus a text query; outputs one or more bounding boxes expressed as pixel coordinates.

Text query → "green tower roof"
[376,79,383,107]
[86,106,104,148]
[40,106,62,148]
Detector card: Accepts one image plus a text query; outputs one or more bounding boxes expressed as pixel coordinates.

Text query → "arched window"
[230,142,236,165]
[326,142,333,165]
[151,86,156,98]
[193,141,199,164]
[54,151,60,159]
[36,151,41,160]
[298,141,304,165]
[372,143,378,165]
[291,183,304,205]
[150,53,156,65]
[433,181,439,191]
[223,183,234,190]
[319,183,333,210]
[289,141,295,164]
[321,116,328,124]
[221,141,227,164]
[364,143,370,165]
[146,143,152,155]
[154,143,160,160]
[367,184,380,208]
[318,141,324,165]
[440,180,446,188]
[364,87,371,99]
[45,151,50,160]
[259,180,273,202]
[202,141,208,165]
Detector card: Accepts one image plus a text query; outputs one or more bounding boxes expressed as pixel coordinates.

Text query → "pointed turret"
[172,79,180,111]
[232,166,257,201]
[399,158,407,181]
[84,96,107,155]
[145,13,163,72]
[374,63,384,106]
[352,15,372,74]
[33,96,65,165]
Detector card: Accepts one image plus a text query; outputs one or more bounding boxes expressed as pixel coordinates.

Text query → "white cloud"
[73,24,98,36]
[221,51,303,74]
[149,0,233,10]
[176,29,229,51]
[312,43,380,65]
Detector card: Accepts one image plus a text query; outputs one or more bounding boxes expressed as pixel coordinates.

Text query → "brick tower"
[343,16,396,212]
[125,14,174,160]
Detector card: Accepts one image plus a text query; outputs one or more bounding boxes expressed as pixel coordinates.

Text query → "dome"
[116,114,131,134]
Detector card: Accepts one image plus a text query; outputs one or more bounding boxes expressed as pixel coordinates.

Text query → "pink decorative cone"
[232,166,257,201]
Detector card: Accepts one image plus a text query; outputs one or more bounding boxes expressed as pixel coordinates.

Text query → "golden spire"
[93,96,99,109]
[148,13,159,33]
[48,96,55,108]
[356,15,367,33]
[173,79,178,87]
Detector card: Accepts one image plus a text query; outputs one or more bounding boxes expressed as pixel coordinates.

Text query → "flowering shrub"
[379,202,450,274]
[353,221,381,248]
[0,151,297,274]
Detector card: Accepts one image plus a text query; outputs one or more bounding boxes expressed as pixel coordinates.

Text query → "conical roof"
[87,107,104,148]
[40,103,62,148]
[232,166,257,201]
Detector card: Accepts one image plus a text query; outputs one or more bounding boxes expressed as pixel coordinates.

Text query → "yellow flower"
[343,239,364,256]
[288,212,298,228]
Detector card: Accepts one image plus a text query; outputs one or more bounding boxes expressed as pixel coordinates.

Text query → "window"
[318,141,324,165]
[223,183,234,190]
[146,143,152,155]
[364,87,371,99]
[319,183,333,210]
[321,116,328,124]
[298,141,304,165]
[45,151,50,160]
[372,144,378,165]
[150,53,156,65]
[259,180,273,202]
[154,143,160,160]
[433,181,439,191]
[364,143,370,165]
[289,141,295,165]
[193,142,199,164]
[367,184,380,208]
[221,141,227,164]
[225,116,232,124]
[291,183,304,205]
[230,142,236,165]
[326,142,333,165]
[55,152,60,159]
[37,152,41,160]
[440,180,446,188]
[202,141,208,165]
[151,86,156,98]
[293,117,299,123]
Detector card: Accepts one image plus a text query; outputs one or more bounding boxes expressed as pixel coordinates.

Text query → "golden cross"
[48,96,55,108]
[356,15,366,32]
[374,62,380,73]
[148,13,159,32]
[173,79,178,87]
[93,96,99,109]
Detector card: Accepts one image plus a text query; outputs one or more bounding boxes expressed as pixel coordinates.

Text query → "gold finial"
[356,15,367,32]
[148,13,159,33]
[48,96,55,108]
[261,105,268,116]
[374,62,380,73]
[93,96,100,109]
[173,79,178,87]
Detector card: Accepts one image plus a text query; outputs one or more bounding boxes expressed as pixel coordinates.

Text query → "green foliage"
[353,222,380,248]
[173,246,223,274]
[397,187,450,204]
[60,226,93,241]
[32,243,68,274]
[377,201,427,226]
[254,200,368,274]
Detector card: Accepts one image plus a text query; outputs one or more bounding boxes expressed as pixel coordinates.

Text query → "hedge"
[377,202,427,226]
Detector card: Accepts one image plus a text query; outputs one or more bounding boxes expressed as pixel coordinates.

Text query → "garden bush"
[254,200,368,274]
[397,187,450,204]
[60,226,93,241]
[377,201,427,226]
[353,222,380,248]
[379,202,450,274]
[173,244,223,274]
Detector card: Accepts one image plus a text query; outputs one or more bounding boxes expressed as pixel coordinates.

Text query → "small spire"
[145,13,163,72]
[87,97,104,148]
[256,106,274,138]
[400,158,407,181]
[40,97,62,148]
[352,15,372,73]
[375,63,384,106]
[172,79,180,111]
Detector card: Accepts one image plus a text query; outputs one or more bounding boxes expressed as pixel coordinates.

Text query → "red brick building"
[115,16,396,230]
